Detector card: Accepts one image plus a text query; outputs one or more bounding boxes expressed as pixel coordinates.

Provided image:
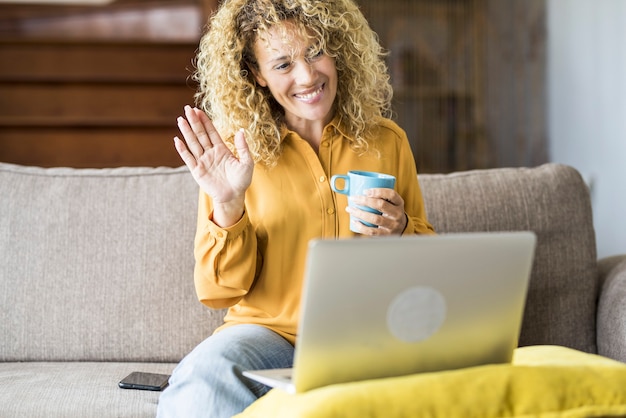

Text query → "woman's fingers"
[178,106,230,161]
[233,128,253,166]
[193,108,227,149]
[173,136,198,170]
[175,107,214,158]
[177,114,206,159]
[183,105,212,148]
[348,189,406,235]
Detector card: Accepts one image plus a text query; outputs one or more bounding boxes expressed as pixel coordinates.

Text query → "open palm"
[174,106,254,205]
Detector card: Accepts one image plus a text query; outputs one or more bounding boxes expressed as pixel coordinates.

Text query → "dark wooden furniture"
[0,40,197,168]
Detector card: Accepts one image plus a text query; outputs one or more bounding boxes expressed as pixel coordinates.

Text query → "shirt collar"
[279,114,351,141]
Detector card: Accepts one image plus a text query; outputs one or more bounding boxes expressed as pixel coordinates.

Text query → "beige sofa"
[0,161,624,417]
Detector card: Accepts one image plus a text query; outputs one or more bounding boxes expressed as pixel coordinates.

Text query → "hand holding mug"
[330,170,407,235]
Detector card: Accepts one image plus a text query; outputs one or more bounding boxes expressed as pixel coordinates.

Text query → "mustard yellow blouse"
[193,117,434,345]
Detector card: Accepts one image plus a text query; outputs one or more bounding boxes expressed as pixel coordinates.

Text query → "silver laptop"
[243,231,536,394]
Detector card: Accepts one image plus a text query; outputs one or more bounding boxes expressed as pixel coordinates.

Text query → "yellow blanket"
[236,345,626,418]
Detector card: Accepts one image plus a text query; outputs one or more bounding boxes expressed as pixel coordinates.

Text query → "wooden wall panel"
[0,40,198,168]
[0,128,182,168]
[0,0,547,171]
[0,127,190,168]
[0,41,197,82]
[0,84,195,126]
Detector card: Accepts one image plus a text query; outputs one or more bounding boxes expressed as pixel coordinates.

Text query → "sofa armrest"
[597,255,626,362]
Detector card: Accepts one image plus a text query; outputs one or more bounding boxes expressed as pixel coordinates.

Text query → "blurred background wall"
[548,0,626,258]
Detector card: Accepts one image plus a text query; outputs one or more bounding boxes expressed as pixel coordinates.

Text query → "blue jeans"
[156,324,294,418]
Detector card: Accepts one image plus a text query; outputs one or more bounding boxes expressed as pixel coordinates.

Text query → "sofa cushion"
[0,361,174,418]
[418,163,598,353]
[0,163,224,362]
[235,345,626,418]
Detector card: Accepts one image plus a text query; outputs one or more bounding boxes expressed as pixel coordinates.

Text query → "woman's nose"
[294,60,316,84]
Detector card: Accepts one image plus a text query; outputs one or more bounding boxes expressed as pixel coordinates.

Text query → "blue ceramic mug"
[330,170,396,232]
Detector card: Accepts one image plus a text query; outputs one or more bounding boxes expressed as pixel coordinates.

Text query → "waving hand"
[174,105,254,227]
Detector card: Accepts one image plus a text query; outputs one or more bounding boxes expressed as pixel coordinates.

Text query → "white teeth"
[296,86,323,100]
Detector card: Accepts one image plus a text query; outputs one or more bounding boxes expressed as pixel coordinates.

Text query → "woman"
[157,0,434,416]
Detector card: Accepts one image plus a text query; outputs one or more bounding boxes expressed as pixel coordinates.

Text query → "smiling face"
[251,21,338,136]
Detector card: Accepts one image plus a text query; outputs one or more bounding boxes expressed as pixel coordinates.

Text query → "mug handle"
[330,175,350,194]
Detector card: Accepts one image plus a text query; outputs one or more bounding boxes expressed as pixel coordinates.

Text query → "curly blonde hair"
[193,0,393,167]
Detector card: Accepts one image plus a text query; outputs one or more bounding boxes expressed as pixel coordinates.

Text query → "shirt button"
[319,176,326,183]
[216,231,224,238]
[327,208,335,215]
[321,141,330,147]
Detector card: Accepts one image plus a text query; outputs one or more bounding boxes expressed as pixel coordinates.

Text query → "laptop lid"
[245,231,536,393]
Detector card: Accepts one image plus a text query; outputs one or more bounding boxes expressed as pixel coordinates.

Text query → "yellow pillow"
[235,345,626,418]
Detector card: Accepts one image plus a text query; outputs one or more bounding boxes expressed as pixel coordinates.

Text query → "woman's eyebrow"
[268,54,291,64]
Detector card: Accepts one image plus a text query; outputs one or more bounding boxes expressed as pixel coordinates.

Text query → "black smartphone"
[118,371,170,391]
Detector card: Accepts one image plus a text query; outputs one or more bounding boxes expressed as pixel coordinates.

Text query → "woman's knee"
[158,325,293,418]
[171,324,294,382]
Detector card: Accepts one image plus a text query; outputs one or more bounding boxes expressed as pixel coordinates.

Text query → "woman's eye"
[308,49,324,61]
[275,62,291,71]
